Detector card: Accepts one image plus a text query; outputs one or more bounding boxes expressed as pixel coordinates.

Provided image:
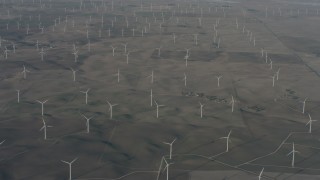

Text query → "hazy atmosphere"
[0,0,320,179]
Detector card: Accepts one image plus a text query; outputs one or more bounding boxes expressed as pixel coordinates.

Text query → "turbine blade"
[40,126,45,131]
[71,157,78,163]
[0,139,6,145]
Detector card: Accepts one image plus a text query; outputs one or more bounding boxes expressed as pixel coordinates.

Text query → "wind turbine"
[230,96,235,112]
[113,69,120,83]
[35,40,41,51]
[184,54,190,67]
[156,47,162,57]
[150,89,153,107]
[110,46,117,56]
[124,51,130,64]
[3,46,9,59]
[163,138,176,159]
[287,142,299,167]
[265,51,268,63]
[220,130,232,152]
[72,49,79,62]
[271,74,276,87]
[269,59,273,70]
[40,117,52,140]
[16,90,20,103]
[39,47,45,61]
[80,89,90,104]
[12,43,16,53]
[121,43,128,53]
[107,100,118,119]
[61,158,78,180]
[154,100,164,118]
[81,114,93,133]
[87,39,91,52]
[198,17,202,26]
[147,70,154,84]
[163,158,174,180]
[199,102,204,118]
[301,97,307,114]
[306,114,317,133]
[185,48,191,56]
[193,34,198,46]
[130,28,135,36]
[183,73,187,87]
[216,75,222,87]
[276,68,280,80]
[258,167,264,180]
[172,33,176,44]
[70,68,78,82]
[36,99,48,116]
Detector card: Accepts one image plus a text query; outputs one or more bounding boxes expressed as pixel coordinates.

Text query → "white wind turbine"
[276,68,280,80]
[163,158,174,180]
[40,117,52,140]
[301,97,307,114]
[22,65,30,79]
[121,43,128,53]
[216,75,222,87]
[163,138,176,159]
[185,48,191,56]
[80,89,90,104]
[3,46,9,59]
[147,70,154,84]
[61,158,78,180]
[35,40,39,51]
[107,100,118,120]
[70,68,78,82]
[36,99,48,116]
[172,33,176,44]
[265,51,269,63]
[113,69,120,83]
[72,49,79,62]
[150,89,153,107]
[124,51,130,64]
[183,73,187,87]
[287,142,299,167]
[199,102,204,118]
[184,54,190,67]
[154,100,164,118]
[39,47,45,61]
[87,40,91,52]
[12,43,16,53]
[220,130,232,152]
[193,34,198,46]
[132,28,135,36]
[306,114,317,133]
[16,90,20,103]
[156,47,162,57]
[271,74,276,87]
[110,46,117,56]
[81,114,93,133]
[198,17,202,26]
[230,96,235,112]
[269,59,273,70]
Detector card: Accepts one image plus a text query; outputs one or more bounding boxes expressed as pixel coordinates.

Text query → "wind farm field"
[0,0,320,180]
